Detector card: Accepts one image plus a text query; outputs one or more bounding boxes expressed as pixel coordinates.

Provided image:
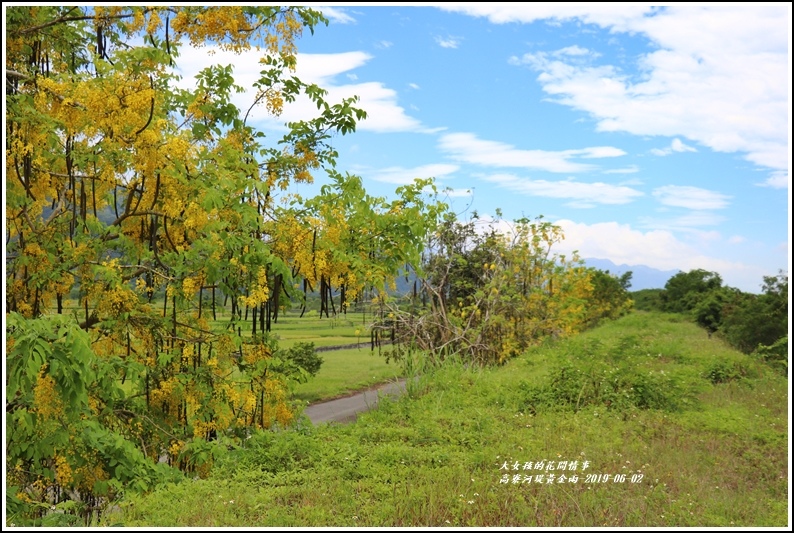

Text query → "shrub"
[752,336,788,376]
[223,429,323,475]
[283,342,324,377]
[703,358,753,384]
[518,359,686,414]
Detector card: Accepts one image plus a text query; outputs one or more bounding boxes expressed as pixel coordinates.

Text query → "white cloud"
[553,219,765,291]
[603,165,639,174]
[435,36,461,49]
[317,6,356,24]
[639,212,727,232]
[481,173,643,206]
[462,5,789,175]
[438,132,625,173]
[408,83,420,90]
[330,82,427,132]
[728,235,746,244]
[172,47,428,133]
[577,146,626,158]
[375,40,393,49]
[442,187,474,198]
[671,138,697,153]
[652,185,731,210]
[555,45,594,57]
[172,48,371,94]
[368,163,459,185]
[651,138,698,156]
[286,51,372,85]
[437,4,656,28]
[757,171,789,189]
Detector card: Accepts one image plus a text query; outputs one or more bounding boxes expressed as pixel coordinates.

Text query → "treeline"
[633,269,788,374]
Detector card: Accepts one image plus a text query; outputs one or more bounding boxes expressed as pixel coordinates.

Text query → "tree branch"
[12,9,135,37]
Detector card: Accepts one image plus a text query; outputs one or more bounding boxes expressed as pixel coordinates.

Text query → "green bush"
[752,336,788,376]
[283,342,324,377]
[220,428,323,475]
[518,359,686,414]
[703,358,753,384]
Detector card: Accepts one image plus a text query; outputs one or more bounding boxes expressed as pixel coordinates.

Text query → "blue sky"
[177,5,790,292]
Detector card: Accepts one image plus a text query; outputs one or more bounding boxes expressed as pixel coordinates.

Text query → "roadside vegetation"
[106,312,788,527]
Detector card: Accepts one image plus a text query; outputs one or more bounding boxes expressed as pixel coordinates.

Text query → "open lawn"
[53,298,398,404]
[292,347,403,404]
[260,312,371,349]
[53,297,376,349]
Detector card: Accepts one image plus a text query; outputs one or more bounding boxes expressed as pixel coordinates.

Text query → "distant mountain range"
[582,258,679,291]
[389,258,679,295]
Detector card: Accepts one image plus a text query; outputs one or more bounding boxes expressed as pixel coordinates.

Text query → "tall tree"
[5,6,443,520]
[659,269,723,313]
[720,272,788,354]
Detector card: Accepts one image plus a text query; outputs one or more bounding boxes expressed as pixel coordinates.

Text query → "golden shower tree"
[5,5,444,515]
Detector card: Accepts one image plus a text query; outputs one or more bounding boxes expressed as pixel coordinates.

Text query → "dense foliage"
[378,214,634,366]
[629,288,663,311]
[5,5,444,522]
[658,269,723,313]
[282,342,323,378]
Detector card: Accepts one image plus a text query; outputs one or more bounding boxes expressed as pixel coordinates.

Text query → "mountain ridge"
[582,258,679,291]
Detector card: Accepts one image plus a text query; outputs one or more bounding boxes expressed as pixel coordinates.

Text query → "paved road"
[303,379,408,424]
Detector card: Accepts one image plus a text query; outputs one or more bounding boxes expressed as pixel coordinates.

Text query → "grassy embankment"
[109,311,789,527]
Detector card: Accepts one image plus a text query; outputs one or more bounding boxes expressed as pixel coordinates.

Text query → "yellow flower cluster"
[182,201,207,232]
[264,87,284,117]
[182,343,198,365]
[169,440,185,458]
[242,390,257,417]
[239,266,269,307]
[54,453,73,485]
[96,285,136,317]
[146,10,162,35]
[135,277,149,295]
[275,402,293,427]
[182,276,201,298]
[150,376,181,415]
[192,419,216,439]
[73,461,108,491]
[33,367,63,421]
[242,343,271,366]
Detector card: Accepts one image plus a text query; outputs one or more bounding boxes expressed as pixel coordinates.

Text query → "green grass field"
[260,312,371,349]
[53,298,398,404]
[107,311,789,527]
[291,347,403,403]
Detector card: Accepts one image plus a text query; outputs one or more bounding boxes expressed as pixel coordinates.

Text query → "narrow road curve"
[302,378,408,424]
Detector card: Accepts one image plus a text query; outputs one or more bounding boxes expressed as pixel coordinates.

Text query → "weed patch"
[703,357,756,384]
[518,359,688,414]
